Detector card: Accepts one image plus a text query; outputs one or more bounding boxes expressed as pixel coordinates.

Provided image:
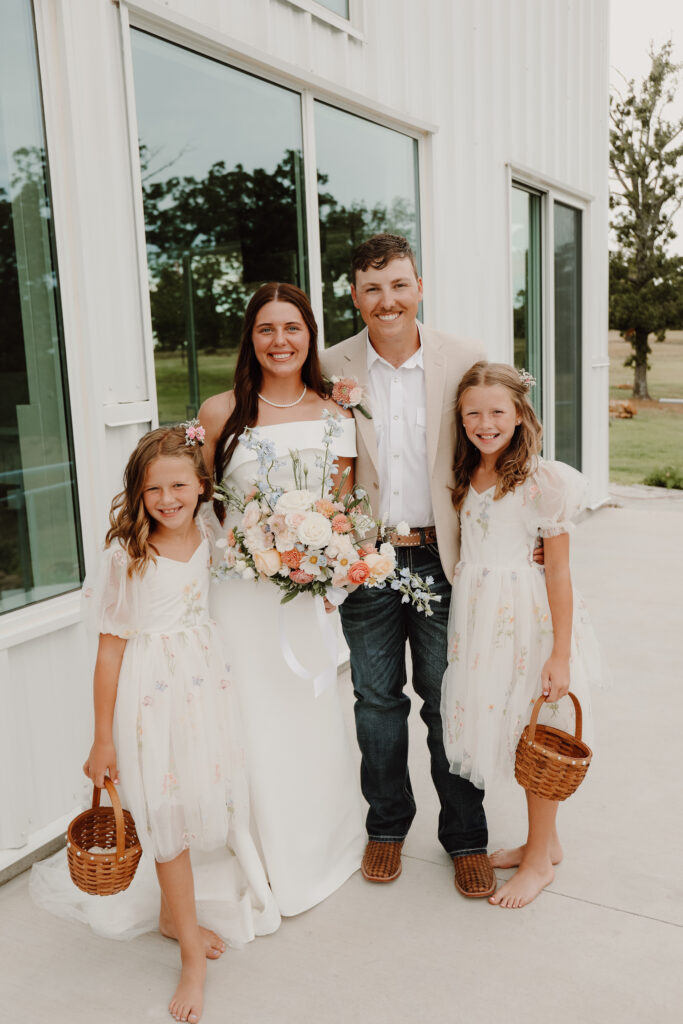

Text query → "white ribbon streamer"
[278,593,340,697]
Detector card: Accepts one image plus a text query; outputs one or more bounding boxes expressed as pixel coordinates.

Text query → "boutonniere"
[325,375,372,419]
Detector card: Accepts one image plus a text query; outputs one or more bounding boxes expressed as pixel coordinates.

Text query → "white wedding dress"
[209,416,366,916]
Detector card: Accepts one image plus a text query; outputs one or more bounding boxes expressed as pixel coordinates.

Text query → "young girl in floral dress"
[441,362,601,909]
[78,425,278,1022]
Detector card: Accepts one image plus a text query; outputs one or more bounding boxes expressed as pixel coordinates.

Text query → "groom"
[321,233,496,898]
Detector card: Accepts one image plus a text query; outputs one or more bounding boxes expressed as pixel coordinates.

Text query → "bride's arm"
[198,391,235,476]
[331,456,354,498]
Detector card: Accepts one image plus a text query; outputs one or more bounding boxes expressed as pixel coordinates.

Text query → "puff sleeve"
[81,542,139,638]
[522,459,589,538]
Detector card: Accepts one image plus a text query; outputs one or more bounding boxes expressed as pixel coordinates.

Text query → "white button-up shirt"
[366,327,434,528]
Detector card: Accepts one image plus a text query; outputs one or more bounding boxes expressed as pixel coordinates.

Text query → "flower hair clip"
[518,369,536,390]
[182,418,206,447]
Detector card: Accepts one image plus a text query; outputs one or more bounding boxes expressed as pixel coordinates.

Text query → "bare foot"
[160,915,225,960]
[490,839,563,869]
[488,861,555,909]
[169,952,206,1023]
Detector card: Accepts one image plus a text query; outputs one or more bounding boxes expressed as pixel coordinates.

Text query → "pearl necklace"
[257,385,307,408]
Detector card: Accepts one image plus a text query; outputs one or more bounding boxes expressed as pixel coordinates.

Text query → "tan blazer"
[321,324,485,582]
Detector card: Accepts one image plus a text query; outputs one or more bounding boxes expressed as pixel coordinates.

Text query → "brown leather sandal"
[361,840,404,883]
[453,853,497,898]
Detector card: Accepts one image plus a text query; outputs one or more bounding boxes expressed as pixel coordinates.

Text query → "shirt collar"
[366,323,424,371]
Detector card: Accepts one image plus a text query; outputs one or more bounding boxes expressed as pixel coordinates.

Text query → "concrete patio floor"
[1,485,682,1023]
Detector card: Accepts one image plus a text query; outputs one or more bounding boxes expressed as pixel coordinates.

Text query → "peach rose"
[253,549,282,577]
[363,552,395,584]
[347,560,371,585]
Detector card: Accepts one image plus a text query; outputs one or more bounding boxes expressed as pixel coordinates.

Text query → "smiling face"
[142,455,204,534]
[350,257,423,348]
[460,384,522,460]
[251,300,311,381]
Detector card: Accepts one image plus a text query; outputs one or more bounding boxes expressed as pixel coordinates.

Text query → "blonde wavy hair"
[451,361,543,511]
[106,426,212,577]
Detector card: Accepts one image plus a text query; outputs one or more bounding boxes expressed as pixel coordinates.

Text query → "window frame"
[279,0,364,40]
[0,0,87,639]
[506,163,592,463]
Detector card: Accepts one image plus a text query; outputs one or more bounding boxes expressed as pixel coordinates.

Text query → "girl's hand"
[541,653,570,703]
[83,740,119,789]
[323,598,336,614]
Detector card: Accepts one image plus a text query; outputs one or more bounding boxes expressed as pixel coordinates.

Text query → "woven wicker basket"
[67,777,142,895]
[515,692,592,801]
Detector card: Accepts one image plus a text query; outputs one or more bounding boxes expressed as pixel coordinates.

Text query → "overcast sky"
[610,0,683,250]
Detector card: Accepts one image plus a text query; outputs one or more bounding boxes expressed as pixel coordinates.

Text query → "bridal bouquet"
[212,411,439,615]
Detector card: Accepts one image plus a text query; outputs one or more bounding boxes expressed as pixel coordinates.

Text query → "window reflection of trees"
[0,144,82,610]
[142,142,418,419]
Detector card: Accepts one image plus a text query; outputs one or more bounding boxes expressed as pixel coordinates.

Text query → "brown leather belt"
[387,526,437,548]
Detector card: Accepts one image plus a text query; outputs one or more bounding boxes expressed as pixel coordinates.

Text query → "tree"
[609,41,683,398]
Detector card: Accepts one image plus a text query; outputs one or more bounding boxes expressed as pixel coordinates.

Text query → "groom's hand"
[532,539,545,566]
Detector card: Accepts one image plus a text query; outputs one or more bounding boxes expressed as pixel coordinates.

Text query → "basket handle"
[527,691,583,744]
[91,776,126,861]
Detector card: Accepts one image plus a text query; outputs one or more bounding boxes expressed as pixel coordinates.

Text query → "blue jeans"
[340,543,488,856]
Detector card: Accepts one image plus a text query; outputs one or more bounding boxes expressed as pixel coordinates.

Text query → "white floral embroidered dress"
[30,518,280,945]
[441,459,599,791]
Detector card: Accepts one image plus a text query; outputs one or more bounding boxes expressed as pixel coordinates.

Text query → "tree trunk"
[631,328,651,399]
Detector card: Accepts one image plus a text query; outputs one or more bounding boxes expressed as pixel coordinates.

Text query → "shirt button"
[393,453,399,459]
[393,377,399,383]
[393,415,399,421]
[393,490,399,496]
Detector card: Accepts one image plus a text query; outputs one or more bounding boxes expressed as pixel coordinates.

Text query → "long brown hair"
[213,282,328,522]
[451,361,543,511]
[106,426,212,576]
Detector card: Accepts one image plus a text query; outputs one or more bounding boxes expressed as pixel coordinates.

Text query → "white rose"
[296,511,333,549]
[379,542,396,558]
[396,520,411,536]
[241,567,256,580]
[243,525,273,553]
[274,529,298,553]
[325,535,357,561]
[275,489,314,515]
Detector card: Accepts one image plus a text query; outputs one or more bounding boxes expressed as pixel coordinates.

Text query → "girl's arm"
[541,532,573,702]
[83,633,127,788]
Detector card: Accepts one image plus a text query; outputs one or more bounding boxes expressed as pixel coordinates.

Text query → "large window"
[316,102,421,345]
[130,31,308,423]
[554,202,582,468]
[0,0,82,614]
[511,185,542,415]
[131,31,423,416]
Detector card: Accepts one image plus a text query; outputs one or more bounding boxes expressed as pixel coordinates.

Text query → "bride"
[199,282,365,916]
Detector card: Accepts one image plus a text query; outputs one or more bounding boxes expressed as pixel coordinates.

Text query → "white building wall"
[0,0,610,871]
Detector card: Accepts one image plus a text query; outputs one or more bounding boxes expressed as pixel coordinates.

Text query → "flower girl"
[441,362,601,909]
[36,425,279,1023]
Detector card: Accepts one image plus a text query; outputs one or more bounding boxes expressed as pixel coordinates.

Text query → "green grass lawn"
[155,350,238,424]
[609,331,683,485]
